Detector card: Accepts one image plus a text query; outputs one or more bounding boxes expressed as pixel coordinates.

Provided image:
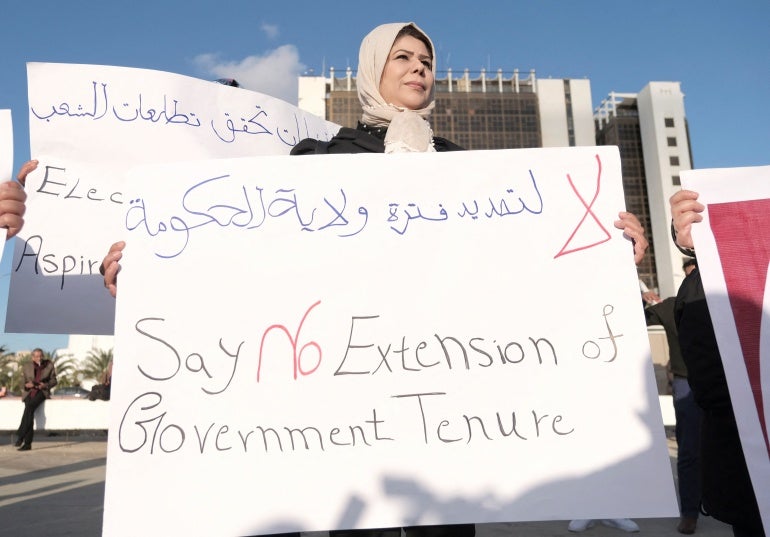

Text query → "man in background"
[645,258,701,534]
[14,348,57,451]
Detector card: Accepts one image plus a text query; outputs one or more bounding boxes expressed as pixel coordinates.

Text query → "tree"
[48,350,77,388]
[82,348,113,384]
[0,346,16,393]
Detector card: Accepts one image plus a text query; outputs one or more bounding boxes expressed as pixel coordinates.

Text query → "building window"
[672,175,681,185]
[670,156,680,166]
[664,117,675,128]
[667,137,677,147]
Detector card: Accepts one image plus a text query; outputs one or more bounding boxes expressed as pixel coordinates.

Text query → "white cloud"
[260,23,279,39]
[193,45,306,104]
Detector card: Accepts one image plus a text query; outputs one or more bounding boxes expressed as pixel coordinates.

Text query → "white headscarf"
[357,22,437,152]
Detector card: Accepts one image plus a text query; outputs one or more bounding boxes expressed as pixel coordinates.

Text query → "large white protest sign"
[7,63,339,335]
[682,165,770,533]
[104,146,677,537]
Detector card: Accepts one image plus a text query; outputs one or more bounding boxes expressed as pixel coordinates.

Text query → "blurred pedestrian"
[14,348,57,451]
[88,358,113,401]
[645,258,701,535]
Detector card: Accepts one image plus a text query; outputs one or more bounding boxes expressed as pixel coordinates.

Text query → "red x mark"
[555,154,611,259]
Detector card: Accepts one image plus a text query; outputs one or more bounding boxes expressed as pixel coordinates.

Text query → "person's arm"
[22,364,35,389]
[614,211,648,265]
[642,291,661,305]
[44,362,58,390]
[0,160,36,239]
[639,279,662,305]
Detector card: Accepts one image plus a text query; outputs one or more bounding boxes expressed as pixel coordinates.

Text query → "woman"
[670,190,765,537]
[291,22,461,156]
[296,22,475,537]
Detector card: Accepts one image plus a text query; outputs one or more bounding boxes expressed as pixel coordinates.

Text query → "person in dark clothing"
[670,190,765,537]
[291,121,462,154]
[15,348,57,451]
[645,258,701,535]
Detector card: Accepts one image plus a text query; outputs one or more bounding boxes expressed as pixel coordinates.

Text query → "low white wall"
[0,398,109,430]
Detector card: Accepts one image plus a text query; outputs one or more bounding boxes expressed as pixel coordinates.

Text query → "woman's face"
[379,34,434,111]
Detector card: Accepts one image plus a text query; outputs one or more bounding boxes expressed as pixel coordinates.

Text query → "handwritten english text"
[14,235,102,290]
[336,315,558,376]
[36,165,123,204]
[118,390,572,455]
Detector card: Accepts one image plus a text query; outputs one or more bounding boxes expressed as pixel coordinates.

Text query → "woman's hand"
[669,190,704,250]
[0,160,36,239]
[614,211,648,265]
[100,241,125,298]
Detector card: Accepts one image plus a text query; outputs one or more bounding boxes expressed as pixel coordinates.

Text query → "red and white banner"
[683,165,770,534]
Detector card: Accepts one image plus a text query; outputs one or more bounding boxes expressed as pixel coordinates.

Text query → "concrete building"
[63,334,114,363]
[299,71,691,297]
[595,82,693,297]
[299,68,595,149]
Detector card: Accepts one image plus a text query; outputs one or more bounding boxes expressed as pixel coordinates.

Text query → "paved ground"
[0,431,735,537]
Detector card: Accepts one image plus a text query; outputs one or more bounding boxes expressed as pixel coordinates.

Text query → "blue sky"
[0,0,768,352]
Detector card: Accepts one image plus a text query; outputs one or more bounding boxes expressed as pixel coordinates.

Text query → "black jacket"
[675,268,764,533]
[290,123,464,155]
